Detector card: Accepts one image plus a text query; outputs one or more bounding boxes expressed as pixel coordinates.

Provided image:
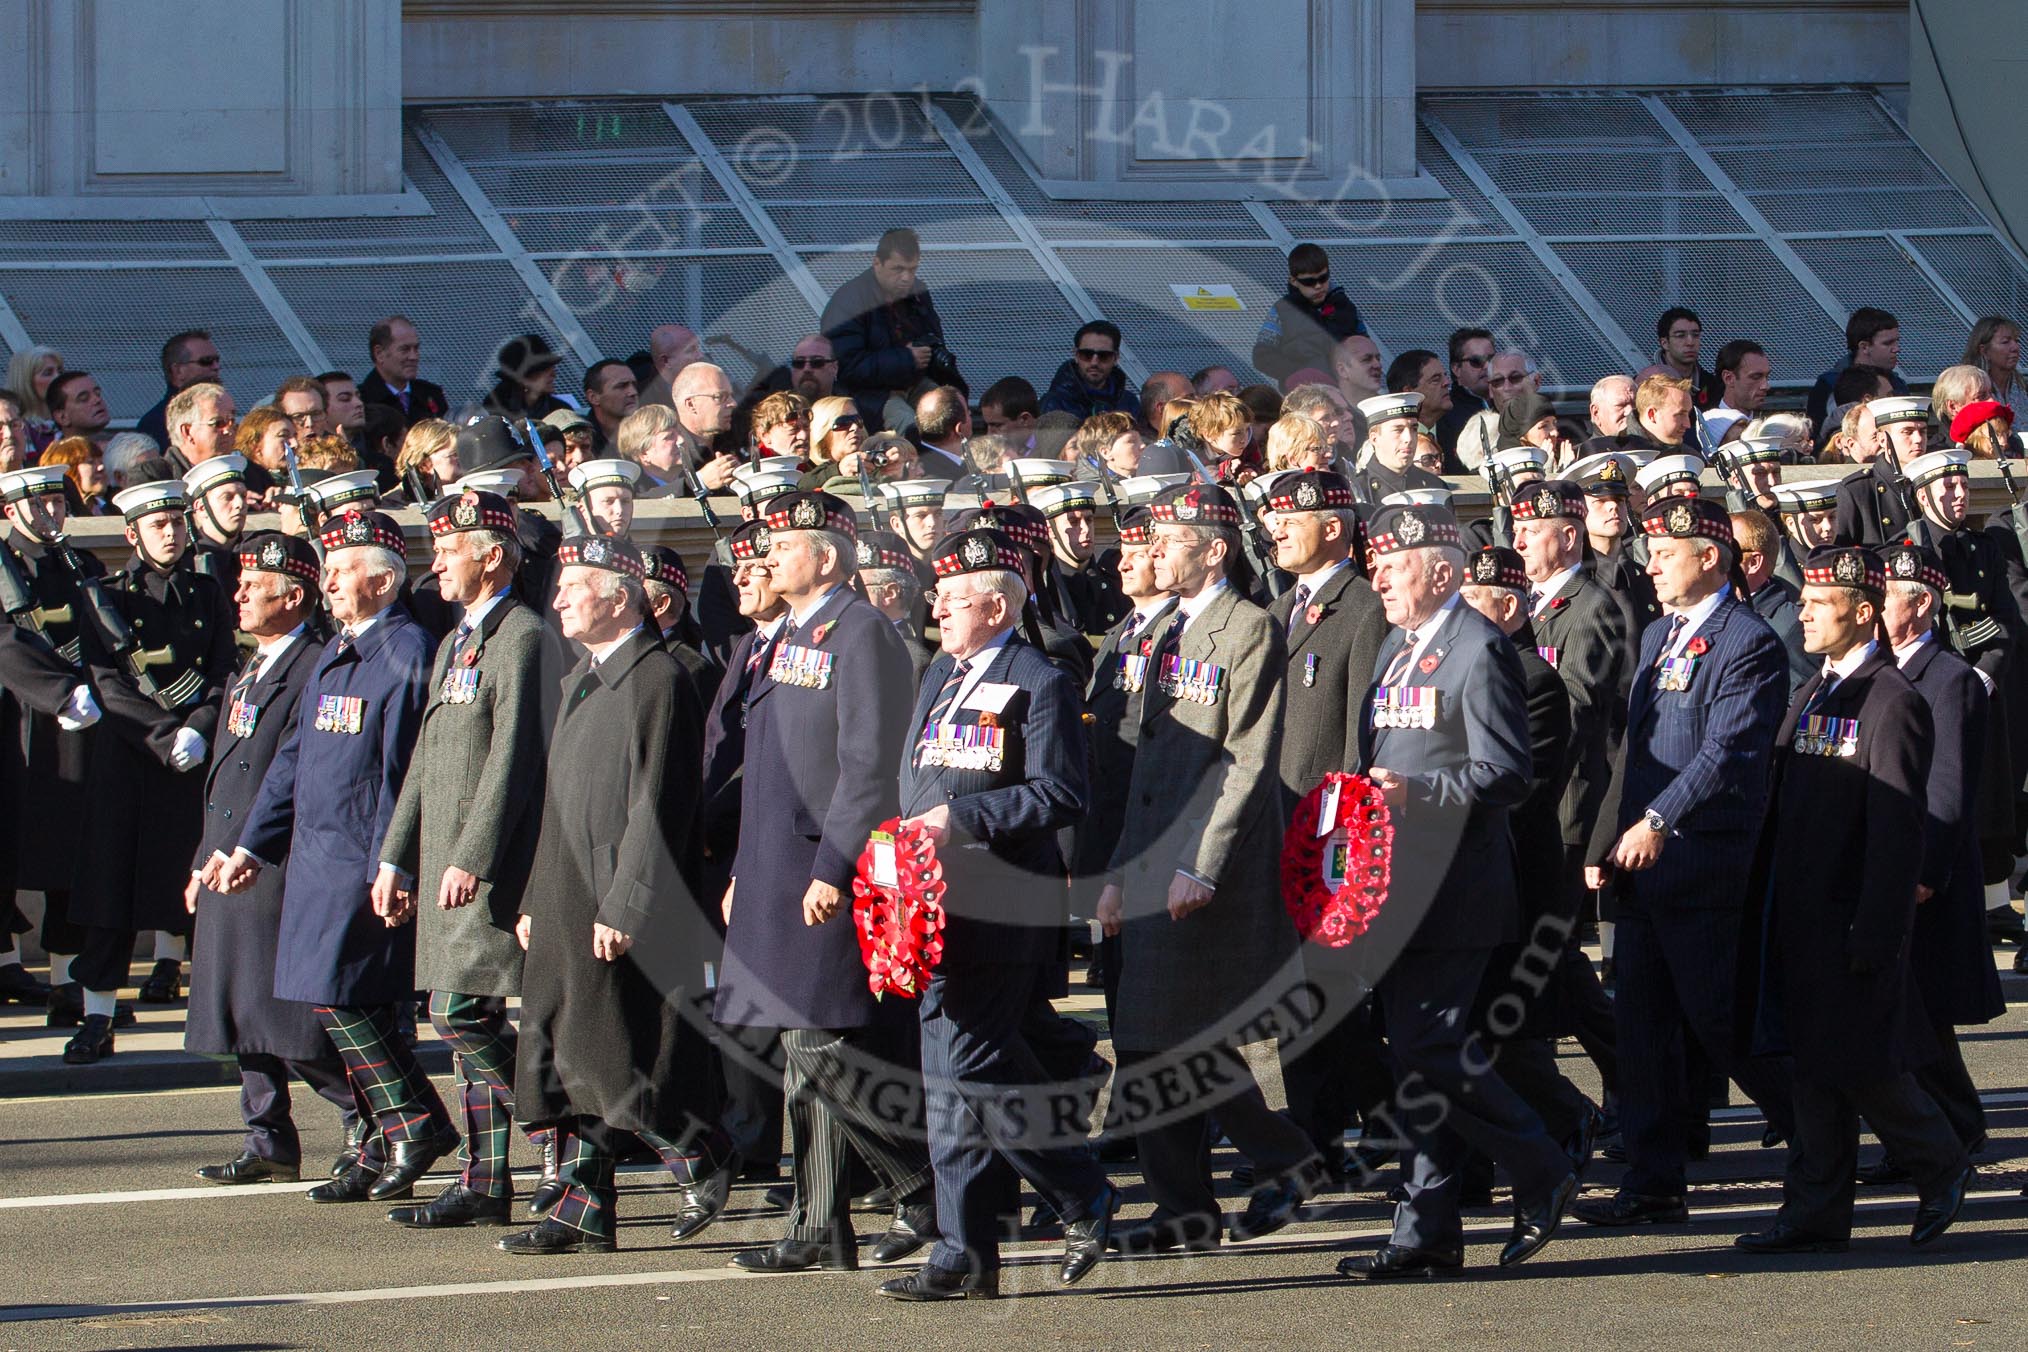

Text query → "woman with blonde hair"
[1964,316,2028,426]
[394,418,460,501]
[1264,412,1329,472]
[5,345,65,456]
[807,396,864,469]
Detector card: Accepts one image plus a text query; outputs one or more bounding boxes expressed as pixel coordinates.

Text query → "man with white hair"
[670,362,743,492]
[211,509,456,1205]
[162,381,240,480]
[1486,352,1541,412]
[1334,502,1577,1281]
[1579,375,1637,452]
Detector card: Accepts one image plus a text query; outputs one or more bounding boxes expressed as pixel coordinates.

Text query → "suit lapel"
[1286,564,1357,658]
[745,587,848,712]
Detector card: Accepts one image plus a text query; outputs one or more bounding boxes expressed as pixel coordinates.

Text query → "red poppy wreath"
[1281,772,1393,948]
[851,818,948,998]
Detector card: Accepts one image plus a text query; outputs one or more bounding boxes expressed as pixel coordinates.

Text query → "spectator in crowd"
[1252,243,1368,384]
[820,226,959,431]
[781,334,837,404]
[1193,365,1240,395]
[1807,307,1908,432]
[637,323,703,409]
[1818,364,1894,449]
[1238,384,1283,428]
[978,376,1039,441]
[358,315,448,425]
[163,382,239,480]
[274,376,330,440]
[1068,410,1141,479]
[1435,326,1495,454]
[1819,398,1878,465]
[484,333,570,421]
[805,397,866,484]
[750,391,811,462]
[40,436,111,516]
[234,406,295,479]
[1485,351,1540,411]
[912,385,970,481]
[1283,383,1359,464]
[1331,334,1384,407]
[1706,339,1771,440]
[616,404,685,488]
[296,432,358,472]
[1031,410,1079,461]
[1741,412,1814,462]
[47,371,111,446]
[1264,412,1330,473]
[1191,389,1256,478]
[319,371,367,440]
[393,418,460,502]
[134,330,222,449]
[0,391,27,472]
[358,404,407,489]
[665,363,743,491]
[582,359,639,456]
[954,431,1016,497]
[1631,372,1697,453]
[102,431,162,492]
[6,345,64,456]
[1388,349,1452,433]
[1964,316,2027,428]
[859,429,920,482]
[1041,320,1140,420]
[1411,427,1447,476]
[1653,307,1721,410]
[541,408,595,470]
[1137,371,1192,441]
[1498,391,1566,463]
[1580,374,1637,452]
[1950,400,2014,459]
[1932,363,1997,439]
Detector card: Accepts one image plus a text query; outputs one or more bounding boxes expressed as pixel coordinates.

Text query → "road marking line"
[4,1189,2019,1324]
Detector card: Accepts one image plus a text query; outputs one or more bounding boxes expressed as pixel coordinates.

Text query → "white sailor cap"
[1725,438,1785,467]
[182,454,248,496]
[1486,447,1550,482]
[1768,479,1840,514]
[1115,473,1191,506]
[1357,392,1422,426]
[877,478,947,511]
[567,458,643,494]
[112,479,188,523]
[1027,480,1100,517]
[0,465,73,502]
[1902,448,1971,487]
[1240,471,1292,509]
[1871,395,1930,426]
[1381,487,1456,508]
[306,468,383,510]
[751,455,803,475]
[447,469,521,498]
[732,467,804,505]
[1635,454,1706,494]
[1005,457,1076,490]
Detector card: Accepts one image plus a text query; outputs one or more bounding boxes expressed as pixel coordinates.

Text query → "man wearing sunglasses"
[1435,327,1496,458]
[1252,244,1367,386]
[1040,320,1141,421]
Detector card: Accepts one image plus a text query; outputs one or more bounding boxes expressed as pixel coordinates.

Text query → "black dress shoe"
[197,1152,299,1185]
[310,1162,396,1203]
[1911,1165,1973,1247]
[1229,1177,1306,1242]
[1572,1191,1689,1226]
[389,1183,513,1228]
[1106,1216,1220,1255]
[1500,1170,1577,1267]
[762,1182,793,1211]
[869,1202,937,1263]
[1060,1185,1117,1286]
[61,1013,115,1065]
[728,1237,858,1272]
[0,961,50,1005]
[852,1185,894,1214]
[1735,1223,1846,1254]
[1855,1158,1912,1186]
[670,1158,739,1241]
[2014,946,2028,974]
[1336,1243,1463,1280]
[368,1128,460,1202]
[527,1135,564,1217]
[879,1265,998,1301]
[137,958,182,1004]
[499,1217,616,1255]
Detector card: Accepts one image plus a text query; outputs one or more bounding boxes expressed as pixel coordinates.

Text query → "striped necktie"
[1381,633,1419,686]
[1288,583,1312,636]
[924,659,970,728]
[1652,614,1686,670]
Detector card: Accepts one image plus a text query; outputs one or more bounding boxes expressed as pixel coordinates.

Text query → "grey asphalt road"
[6,1015,2028,1351]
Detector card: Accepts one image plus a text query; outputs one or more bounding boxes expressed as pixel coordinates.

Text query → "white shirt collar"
[1825,639,1877,682]
[1663,583,1731,658]
[459,589,510,631]
[787,584,844,629]
[1893,630,1935,667]
[755,612,789,641]
[1296,558,1350,595]
[942,628,1014,717]
[253,624,305,677]
[1175,579,1229,632]
[1530,562,1582,617]
[588,624,644,665]
[344,611,386,642]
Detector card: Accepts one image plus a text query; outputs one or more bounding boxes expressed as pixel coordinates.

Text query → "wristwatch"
[1643,808,1668,835]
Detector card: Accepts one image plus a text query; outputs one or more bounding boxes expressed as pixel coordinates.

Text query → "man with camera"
[819,227,962,432]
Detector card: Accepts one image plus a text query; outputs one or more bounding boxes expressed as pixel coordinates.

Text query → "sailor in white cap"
[0,465,113,1015]
[66,477,238,1060]
[1635,454,1705,504]
[1352,391,1442,505]
[185,453,252,589]
[878,478,951,568]
[304,468,383,520]
[1834,395,1929,545]
[1471,446,1550,549]
[567,457,644,537]
[1029,478,1126,634]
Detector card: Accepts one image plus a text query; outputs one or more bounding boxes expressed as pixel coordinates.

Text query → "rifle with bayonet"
[50,536,200,711]
[522,418,597,539]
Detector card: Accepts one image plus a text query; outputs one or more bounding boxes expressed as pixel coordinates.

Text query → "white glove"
[168,726,208,772]
[56,685,101,732]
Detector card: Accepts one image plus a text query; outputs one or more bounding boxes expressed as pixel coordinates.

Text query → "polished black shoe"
[310,1162,395,1203]
[728,1237,858,1272]
[670,1158,739,1241]
[1106,1216,1220,1255]
[1336,1243,1463,1280]
[1911,1165,1973,1247]
[1060,1185,1117,1285]
[878,1265,998,1300]
[1856,1158,1912,1186]
[332,1123,374,1180]
[762,1182,794,1211]
[61,1013,115,1065]
[1736,1224,1846,1254]
[137,958,183,1004]
[1572,1191,1689,1227]
[0,961,50,1005]
[869,1202,937,1264]
[197,1152,299,1185]
[498,1217,616,1255]
[368,1127,460,1202]
[852,1185,895,1214]
[1500,1170,1577,1267]
[389,1183,513,1229]
[527,1136,564,1217]
[1229,1177,1306,1242]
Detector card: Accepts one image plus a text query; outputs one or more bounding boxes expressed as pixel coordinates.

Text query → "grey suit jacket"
[1106,584,1298,1052]
[1270,562,1389,800]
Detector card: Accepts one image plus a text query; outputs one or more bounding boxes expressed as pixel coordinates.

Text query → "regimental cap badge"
[1833,552,1863,584]
[260,540,284,567]
[1398,513,1427,545]
[1891,551,1916,578]
[1294,479,1321,509]
[1175,488,1201,522]
[791,498,822,528]
[856,539,874,568]
[1600,458,1622,482]
[754,526,772,554]
[453,492,479,528]
[961,535,991,568]
[1665,502,1693,536]
[582,538,609,565]
[1533,487,1559,518]
[1473,552,1497,582]
[342,513,370,544]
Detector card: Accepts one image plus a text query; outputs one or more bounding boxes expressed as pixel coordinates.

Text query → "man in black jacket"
[819,228,960,431]
[1040,320,1140,421]
[357,316,449,427]
[1251,244,1367,386]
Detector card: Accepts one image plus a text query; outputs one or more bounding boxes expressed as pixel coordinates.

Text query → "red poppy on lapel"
[1550,596,1569,611]
[1419,651,1443,674]
[1687,635,1709,656]
[1305,604,1325,625]
[978,711,999,729]
[809,620,836,645]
